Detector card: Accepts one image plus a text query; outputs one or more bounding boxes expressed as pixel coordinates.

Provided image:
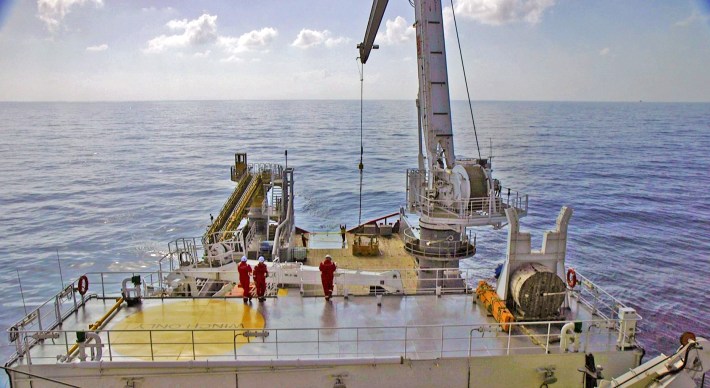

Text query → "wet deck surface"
[11,291,617,365]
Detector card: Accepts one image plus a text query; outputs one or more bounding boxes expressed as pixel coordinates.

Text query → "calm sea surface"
[0,100,708,364]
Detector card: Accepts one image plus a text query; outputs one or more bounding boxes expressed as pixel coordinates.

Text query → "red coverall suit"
[237,261,253,302]
[254,262,268,301]
[319,259,337,300]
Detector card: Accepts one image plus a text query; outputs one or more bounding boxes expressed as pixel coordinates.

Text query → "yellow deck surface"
[300,232,419,293]
[109,299,265,360]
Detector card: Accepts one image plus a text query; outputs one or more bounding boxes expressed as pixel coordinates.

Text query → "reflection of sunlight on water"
[70,261,96,269]
[107,260,159,272]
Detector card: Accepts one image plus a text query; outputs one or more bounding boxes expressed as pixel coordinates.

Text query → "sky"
[0,0,708,102]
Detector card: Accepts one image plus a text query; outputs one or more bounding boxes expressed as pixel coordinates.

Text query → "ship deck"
[299,230,420,293]
[8,286,628,366]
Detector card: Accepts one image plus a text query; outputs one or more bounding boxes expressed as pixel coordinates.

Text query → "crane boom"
[414,0,455,171]
[358,0,389,64]
[359,0,455,173]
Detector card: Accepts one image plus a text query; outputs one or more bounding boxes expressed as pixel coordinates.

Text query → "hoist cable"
[450,0,482,160]
[356,58,365,226]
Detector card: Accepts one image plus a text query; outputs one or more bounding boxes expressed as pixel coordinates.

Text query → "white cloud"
[218,28,278,54]
[144,14,218,53]
[220,55,244,63]
[675,11,709,27]
[450,0,556,26]
[324,36,349,48]
[144,13,277,62]
[599,47,610,56]
[376,16,415,45]
[86,44,108,52]
[141,6,175,13]
[37,0,103,33]
[291,29,349,49]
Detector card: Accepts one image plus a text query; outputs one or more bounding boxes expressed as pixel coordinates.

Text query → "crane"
[358,0,528,285]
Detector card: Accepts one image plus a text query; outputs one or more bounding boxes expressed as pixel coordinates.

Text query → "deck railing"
[400,226,476,258]
[5,268,640,366]
[7,317,637,366]
[406,169,528,224]
[408,193,528,222]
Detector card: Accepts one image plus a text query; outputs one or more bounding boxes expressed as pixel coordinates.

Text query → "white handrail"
[8,317,635,365]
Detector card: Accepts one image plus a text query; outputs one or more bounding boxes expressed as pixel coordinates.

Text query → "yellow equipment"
[476,281,514,332]
[352,234,380,256]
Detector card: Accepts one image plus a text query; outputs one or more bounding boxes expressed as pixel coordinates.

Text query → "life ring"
[566,268,577,288]
[77,275,89,296]
[9,326,19,342]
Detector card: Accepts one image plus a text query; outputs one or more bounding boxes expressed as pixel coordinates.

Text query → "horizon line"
[1,98,708,104]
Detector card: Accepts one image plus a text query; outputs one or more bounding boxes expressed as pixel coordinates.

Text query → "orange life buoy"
[566,268,577,288]
[77,275,89,296]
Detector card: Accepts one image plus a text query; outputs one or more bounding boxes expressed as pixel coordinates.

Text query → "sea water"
[0,100,708,364]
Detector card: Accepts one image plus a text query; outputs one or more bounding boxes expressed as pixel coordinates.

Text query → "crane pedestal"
[414,224,474,290]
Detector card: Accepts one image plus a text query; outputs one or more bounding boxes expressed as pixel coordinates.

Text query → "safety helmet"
[325,254,332,260]
[258,256,265,263]
[241,256,247,262]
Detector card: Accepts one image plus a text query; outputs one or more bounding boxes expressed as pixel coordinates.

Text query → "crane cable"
[356,58,365,226]
[450,0,482,160]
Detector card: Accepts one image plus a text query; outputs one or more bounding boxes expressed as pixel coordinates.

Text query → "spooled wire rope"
[450,0,482,160]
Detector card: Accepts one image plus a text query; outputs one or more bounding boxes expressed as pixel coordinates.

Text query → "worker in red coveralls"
[319,254,337,301]
[237,256,252,303]
[254,256,268,302]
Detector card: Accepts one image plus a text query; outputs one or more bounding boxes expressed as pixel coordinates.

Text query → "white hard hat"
[325,254,332,260]
[241,256,247,262]
[258,256,265,262]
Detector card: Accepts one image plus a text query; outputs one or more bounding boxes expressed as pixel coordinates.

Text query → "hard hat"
[325,254,332,260]
[258,256,265,262]
[241,256,247,262]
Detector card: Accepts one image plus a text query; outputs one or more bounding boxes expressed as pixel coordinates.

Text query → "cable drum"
[509,263,566,319]
[452,162,488,211]
[462,164,488,198]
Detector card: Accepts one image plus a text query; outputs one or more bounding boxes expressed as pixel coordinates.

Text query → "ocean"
[0,100,708,365]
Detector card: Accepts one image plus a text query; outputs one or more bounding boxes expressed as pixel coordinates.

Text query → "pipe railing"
[5,267,640,367]
[6,317,636,366]
[399,226,476,258]
[572,271,631,321]
[409,193,528,220]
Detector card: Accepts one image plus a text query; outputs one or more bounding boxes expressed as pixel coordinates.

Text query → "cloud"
[141,6,175,13]
[37,0,103,33]
[291,29,349,49]
[144,14,218,53]
[675,10,709,27]
[218,28,278,54]
[220,55,243,63]
[194,50,211,58]
[599,47,610,56]
[143,13,277,61]
[450,0,556,26]
[376,16,415,45]
[86,44,108,52]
